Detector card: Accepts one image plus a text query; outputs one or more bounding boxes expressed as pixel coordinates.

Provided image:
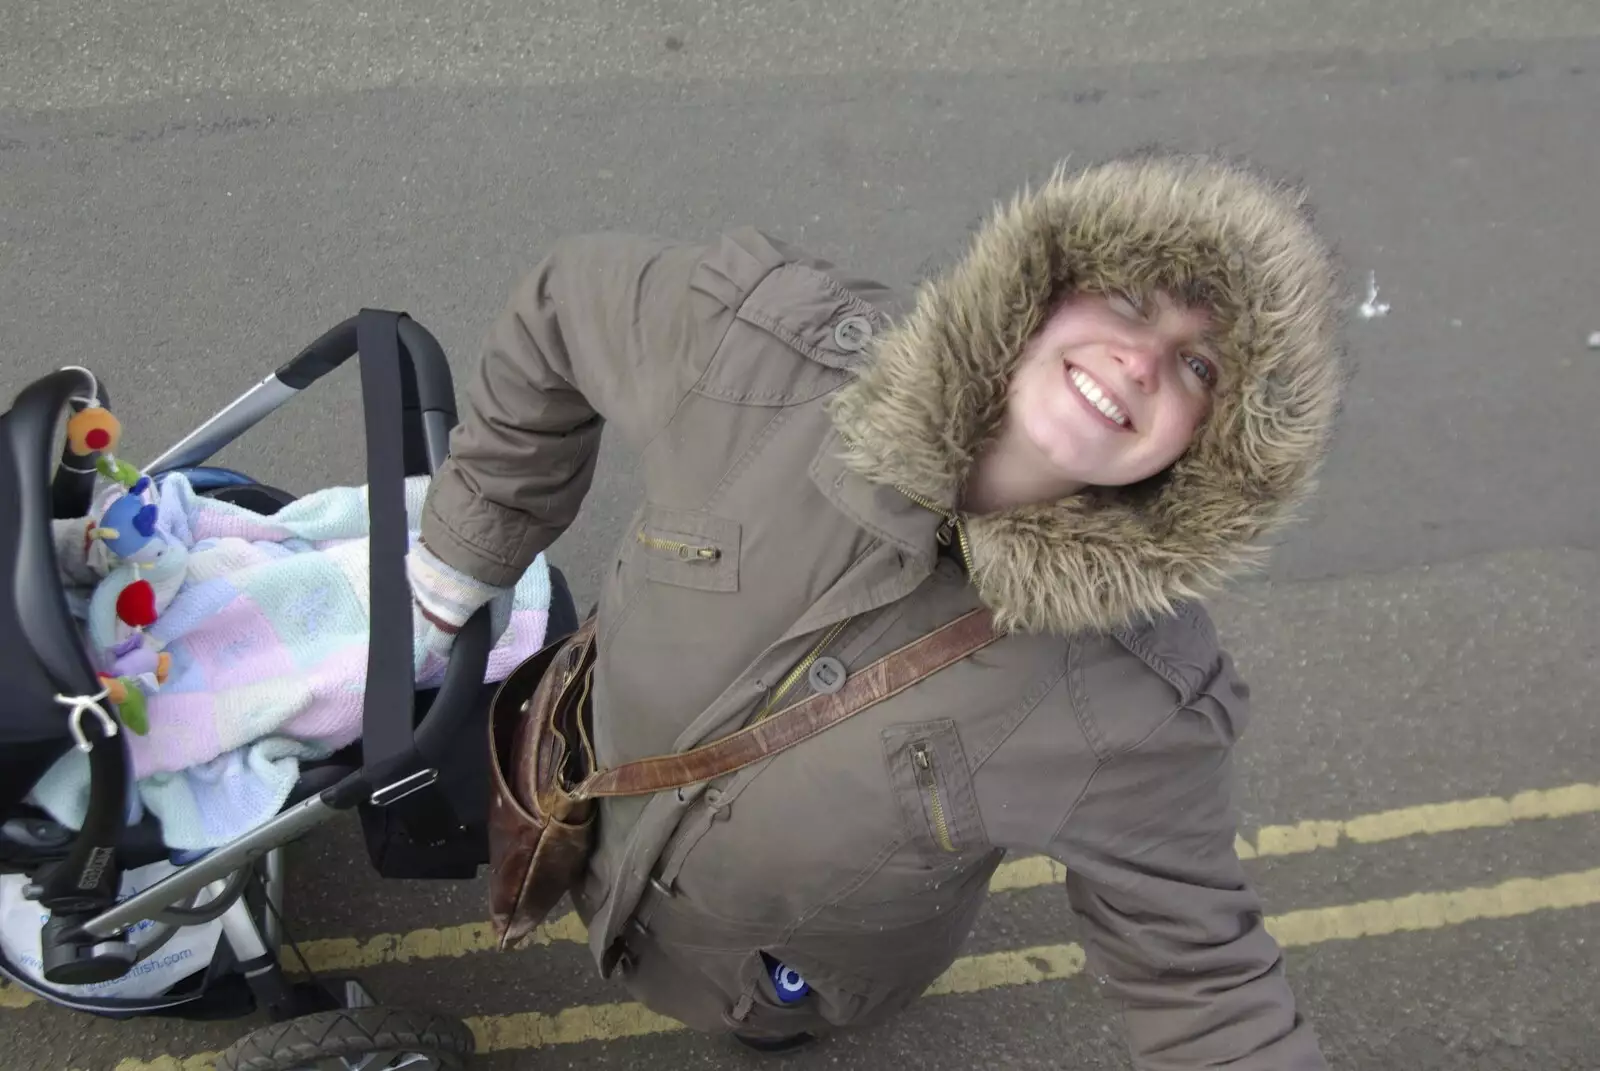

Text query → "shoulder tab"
[691,228,901,407]
[735,262,894,371]
[1111,601,1223,705]
[690,227,790,310]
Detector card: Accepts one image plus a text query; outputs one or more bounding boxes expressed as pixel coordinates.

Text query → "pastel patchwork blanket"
[28,472,549,851]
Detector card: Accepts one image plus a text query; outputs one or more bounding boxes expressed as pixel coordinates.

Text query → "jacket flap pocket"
[636,504,741,593]
[881,719,986,859]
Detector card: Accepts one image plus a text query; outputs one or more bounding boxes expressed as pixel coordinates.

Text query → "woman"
[409,150,1345,1068]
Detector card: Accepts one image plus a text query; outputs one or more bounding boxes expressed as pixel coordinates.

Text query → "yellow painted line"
[0,984,35,1010]
[1245,783,1600,859]
[985,854,1066,892]
[1268,868,1600,946]
[284,912,587,974]
[923,939,1087,996]
[5,780,1596,1016]
[110,1059,216,1071]
[103,865,1600,1068]
[0,913,590,1012]
[471,1001,687,1052]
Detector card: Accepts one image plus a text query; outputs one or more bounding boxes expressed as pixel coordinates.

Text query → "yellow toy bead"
[67,407,122,456]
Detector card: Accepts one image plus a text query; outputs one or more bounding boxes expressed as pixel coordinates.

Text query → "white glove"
[405,540,511,635]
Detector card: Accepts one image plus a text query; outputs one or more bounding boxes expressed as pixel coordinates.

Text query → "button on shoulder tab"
[692,250,898,407]
[736,263,891,370]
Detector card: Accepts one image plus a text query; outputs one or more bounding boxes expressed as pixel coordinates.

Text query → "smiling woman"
[408,149,1346,1067]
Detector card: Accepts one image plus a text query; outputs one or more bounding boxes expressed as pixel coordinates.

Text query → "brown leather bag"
[485,607,1000,948]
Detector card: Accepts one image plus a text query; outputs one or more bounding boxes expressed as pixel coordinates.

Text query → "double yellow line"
[472,865,1600,1056]
[104,865,1600,1070]
[13,781,1597,1070]
[286,780,1600,974]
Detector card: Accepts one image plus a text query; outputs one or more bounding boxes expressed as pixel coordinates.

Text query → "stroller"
[0,310,579,1070]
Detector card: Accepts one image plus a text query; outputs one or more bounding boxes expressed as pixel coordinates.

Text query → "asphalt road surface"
[3,2,1599,1069]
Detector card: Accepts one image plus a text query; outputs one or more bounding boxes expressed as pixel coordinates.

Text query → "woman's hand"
[406,540,510,636]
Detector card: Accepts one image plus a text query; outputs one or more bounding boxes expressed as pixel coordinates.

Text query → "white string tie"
[54,688,119,752]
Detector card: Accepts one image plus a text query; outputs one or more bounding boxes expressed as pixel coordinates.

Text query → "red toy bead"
[115,579,158,628]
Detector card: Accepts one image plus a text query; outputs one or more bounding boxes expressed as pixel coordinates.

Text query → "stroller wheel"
[216,1006,476,1071]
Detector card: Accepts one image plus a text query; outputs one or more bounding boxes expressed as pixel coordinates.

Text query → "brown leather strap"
[576,607,999,800]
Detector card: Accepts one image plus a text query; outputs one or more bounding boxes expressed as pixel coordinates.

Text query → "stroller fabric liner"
[27,470,553,851]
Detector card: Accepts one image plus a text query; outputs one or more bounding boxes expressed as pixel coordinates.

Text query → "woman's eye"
[1184,353,1218,386]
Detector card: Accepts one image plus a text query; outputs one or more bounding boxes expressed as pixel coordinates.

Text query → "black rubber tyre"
[216,1006,476,1071]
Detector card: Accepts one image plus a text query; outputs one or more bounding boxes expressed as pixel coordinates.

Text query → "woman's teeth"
[1069,367,1130,427]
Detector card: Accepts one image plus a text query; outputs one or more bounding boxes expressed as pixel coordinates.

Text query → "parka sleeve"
[419,232,731,588]
[1049,705,1328,1070]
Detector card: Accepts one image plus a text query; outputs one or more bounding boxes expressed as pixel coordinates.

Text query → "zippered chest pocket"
[882,720,987,861]
[634,503,742,593]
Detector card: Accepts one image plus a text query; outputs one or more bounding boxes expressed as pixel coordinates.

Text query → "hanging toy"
[113,578,160,628]
[106,632,171,683]
[95,628,172,737]
[62,370,169,740]
[90,485,166,565]
[61,372,141,490]
[97,674,150,735]
[66,405,122,458]
[60,373,170,572]
[95,455,145,489]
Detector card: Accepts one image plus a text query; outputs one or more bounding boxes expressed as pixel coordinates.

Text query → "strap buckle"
[370,768,439,807]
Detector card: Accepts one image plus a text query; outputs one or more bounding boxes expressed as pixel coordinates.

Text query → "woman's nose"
[1112,341,1162,391]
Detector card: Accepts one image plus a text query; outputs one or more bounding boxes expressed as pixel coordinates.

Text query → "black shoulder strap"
[355,308,419,795]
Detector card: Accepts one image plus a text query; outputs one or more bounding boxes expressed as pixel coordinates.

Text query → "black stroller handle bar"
[143,314,458,477]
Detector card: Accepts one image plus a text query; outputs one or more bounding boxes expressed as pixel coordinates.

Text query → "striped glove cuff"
[406,540,510,634]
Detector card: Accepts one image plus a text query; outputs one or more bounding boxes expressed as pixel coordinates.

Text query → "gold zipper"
[892,485,974,575]
[573,663,596,770]
[754,617,850,722]
[911,742,957,852]
[833,430,974,575]
[748,490,962,724]
[637,529,722,561]
[748,442,973,727]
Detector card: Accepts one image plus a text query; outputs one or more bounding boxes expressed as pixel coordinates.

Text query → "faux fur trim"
[828,151,1347,635]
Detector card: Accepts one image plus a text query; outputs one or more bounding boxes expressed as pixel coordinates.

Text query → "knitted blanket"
[28,472,549,851]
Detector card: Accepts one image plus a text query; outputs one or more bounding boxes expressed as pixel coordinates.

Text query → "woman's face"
[1006,288,1218,490]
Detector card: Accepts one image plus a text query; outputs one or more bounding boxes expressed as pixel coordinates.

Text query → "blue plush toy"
[88,477,165,565]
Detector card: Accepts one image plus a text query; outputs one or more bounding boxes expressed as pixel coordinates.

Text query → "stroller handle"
[144,314,457,478]
[273,315,460,467]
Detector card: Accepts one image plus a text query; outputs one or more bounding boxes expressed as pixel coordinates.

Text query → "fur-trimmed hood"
[828,152,1347,635]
